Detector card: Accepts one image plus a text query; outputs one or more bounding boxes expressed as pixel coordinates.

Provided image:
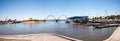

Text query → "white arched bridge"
[43,15,68,22]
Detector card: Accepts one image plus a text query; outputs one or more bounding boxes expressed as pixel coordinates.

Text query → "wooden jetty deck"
[105,26,120,41]
[93,24,119,28]
[0,34,82,41]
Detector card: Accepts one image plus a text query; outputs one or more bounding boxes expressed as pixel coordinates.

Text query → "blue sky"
[0,0,120,20]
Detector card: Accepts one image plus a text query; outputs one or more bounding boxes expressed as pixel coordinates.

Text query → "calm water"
[0,21,117,41]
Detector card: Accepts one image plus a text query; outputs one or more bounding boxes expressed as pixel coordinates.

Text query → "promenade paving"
[0,34,81,41]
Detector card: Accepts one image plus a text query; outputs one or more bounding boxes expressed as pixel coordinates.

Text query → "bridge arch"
[45,15,56,20]
[57,15,67,20]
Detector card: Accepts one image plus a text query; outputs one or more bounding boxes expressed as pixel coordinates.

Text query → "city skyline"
[0,0,120,20]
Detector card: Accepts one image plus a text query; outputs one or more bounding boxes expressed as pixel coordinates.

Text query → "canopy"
[68,16,88,19]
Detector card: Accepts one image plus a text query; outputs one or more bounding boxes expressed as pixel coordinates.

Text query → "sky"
[0,0,120,20]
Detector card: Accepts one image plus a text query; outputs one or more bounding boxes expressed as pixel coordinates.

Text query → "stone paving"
[0,34,81,41]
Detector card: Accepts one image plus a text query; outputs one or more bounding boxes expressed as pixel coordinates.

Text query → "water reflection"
[28,23,33,34]
[28,23,33,28]
[0,21,117,41]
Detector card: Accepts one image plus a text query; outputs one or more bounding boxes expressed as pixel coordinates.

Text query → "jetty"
[91,20,119,28]
[93,24,119,28]
[105,26,120,41]
[0,34,82,41]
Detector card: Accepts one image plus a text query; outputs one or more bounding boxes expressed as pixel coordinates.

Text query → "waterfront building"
[66,16,88,23]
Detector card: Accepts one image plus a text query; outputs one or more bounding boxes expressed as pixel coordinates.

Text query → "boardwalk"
[105,26,120,41]
[0,34,82,41]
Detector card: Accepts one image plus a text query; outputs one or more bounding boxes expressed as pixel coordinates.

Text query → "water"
[0,21,117,41]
